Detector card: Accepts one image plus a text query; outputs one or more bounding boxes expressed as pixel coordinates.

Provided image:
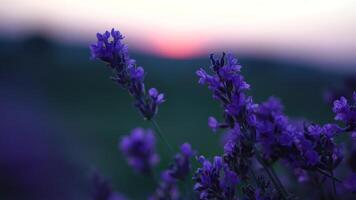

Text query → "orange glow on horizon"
[144,33,208,59]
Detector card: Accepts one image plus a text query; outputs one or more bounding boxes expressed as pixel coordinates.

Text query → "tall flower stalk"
[90,28,173,153]
[197,53,290,199]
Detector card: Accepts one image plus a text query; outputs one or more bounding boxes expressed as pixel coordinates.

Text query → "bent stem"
[150,118,175,154]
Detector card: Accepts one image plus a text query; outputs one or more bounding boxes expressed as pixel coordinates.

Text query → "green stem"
[150,119,174,154]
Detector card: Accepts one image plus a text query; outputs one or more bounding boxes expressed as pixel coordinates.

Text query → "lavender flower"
[90,29,164,120]
[168,143,195,180]
[254,97,294,162]
[309,124,343,170]
[194,156,239,200]
[196,53,256,129]
[223,125,254,179]
[119,128,159,174]
[149,170,180,200]
[197,53,257,177]
[333,92,356,137]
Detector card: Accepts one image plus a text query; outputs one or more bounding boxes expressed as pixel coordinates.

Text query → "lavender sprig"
[197,53,290,199]
[90,28,173,153]
[333,92,356,139]
[90,28,164,120]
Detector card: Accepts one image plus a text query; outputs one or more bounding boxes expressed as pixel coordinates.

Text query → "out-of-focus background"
[0,1,355,199]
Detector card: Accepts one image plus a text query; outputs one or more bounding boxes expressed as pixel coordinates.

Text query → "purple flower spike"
[119,128,159,174]
[194,156,239,200]
[90,29,164,120]
[90,28,128,64]
[332,93,356,138]
[168,143,195,180]
[197,53,256,129]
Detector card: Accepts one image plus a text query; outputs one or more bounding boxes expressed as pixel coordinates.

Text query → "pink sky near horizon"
[1,0,356,69]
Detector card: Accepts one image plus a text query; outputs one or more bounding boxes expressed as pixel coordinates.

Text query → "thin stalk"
[269,164,288,196]
[310,171,329,200]
[150,119,174,154]
[330,170,337,198]
[254,149,288,200]
[183,180,191,199]
[319,181,328,200]
[316,168,342,183]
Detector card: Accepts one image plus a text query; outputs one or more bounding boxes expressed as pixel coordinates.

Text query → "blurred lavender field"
[1,33,355,199]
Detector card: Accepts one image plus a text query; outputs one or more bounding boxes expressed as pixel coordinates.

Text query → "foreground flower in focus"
[90,29,164,120]
[119,128,159,174]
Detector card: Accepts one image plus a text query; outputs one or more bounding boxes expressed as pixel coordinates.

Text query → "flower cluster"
[193,156,239,200]
[254,97,294,162]
[119,128,159,174]
[333,92,356,139]
[253,97,344,171]
[197,53,255,130]
[91,29,356,200]
[90,29,164,120]
[197,53,257,182]
[196,52,356,199]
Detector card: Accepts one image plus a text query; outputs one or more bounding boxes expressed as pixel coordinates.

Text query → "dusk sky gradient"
[1,0,356,69]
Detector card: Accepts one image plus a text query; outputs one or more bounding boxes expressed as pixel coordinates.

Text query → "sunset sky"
[1,0,356,67]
